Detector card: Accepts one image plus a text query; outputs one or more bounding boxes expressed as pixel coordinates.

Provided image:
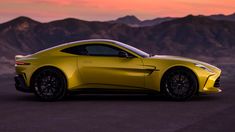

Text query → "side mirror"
[118,51,129,58]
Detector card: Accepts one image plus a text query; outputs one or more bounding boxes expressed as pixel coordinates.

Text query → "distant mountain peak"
[209,12,235,21]
[10,16,39,24]
[177,15,212,23]
[1,16,40,31]
[115,15,141,25]
[183,15,204,19]
[14,16,32,20]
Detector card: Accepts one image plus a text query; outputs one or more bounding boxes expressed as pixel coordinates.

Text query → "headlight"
[195,63,213,73]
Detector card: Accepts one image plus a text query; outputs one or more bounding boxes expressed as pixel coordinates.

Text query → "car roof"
[62,39,120,46]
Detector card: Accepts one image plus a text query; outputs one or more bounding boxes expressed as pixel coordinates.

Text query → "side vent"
[214,76,220,87]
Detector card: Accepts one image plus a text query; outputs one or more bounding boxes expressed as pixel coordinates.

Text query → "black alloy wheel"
[32,68,67,101]
[161,68,198,100]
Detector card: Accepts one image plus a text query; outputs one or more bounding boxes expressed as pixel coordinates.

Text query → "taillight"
[15,61,30,65]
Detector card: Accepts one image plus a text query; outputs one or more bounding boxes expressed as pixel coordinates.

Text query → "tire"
[32,68,67,101]
[161,67,198,101]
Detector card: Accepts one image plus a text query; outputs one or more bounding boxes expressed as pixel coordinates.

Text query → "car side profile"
[15,39,221,101]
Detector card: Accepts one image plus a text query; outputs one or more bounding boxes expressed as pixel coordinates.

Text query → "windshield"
[115,41,150,58]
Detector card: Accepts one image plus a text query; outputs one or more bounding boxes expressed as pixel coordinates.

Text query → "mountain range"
[0,14,235,75]
[109,15,174,27]
[109,13,235,27]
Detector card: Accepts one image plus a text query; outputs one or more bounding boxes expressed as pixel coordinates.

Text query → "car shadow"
[12,93,221,102]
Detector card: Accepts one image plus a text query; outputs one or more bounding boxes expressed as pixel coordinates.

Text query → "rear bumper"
[14,74,33,93]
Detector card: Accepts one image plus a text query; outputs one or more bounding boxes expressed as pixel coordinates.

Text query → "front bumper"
[200,74,222,93]
[14,74,33,93]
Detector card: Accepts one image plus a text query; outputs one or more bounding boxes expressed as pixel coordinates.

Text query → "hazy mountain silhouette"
[110,13,235,27]
[109,15,174,27]
[110,15,141,26]
[209,13,235,21]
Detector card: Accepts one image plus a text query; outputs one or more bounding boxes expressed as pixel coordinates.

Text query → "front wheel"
[32,68,67,101]
[161,68,198,101]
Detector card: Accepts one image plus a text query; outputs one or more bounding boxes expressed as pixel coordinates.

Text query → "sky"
[0,0,235,23]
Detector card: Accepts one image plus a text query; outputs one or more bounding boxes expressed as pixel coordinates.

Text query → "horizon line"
[1,12,235,24]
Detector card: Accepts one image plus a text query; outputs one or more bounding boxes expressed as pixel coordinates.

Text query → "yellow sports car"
[15,39,221,101]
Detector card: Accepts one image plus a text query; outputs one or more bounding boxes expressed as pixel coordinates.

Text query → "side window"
[61,44,135,57]
[85,45,120,56]
[61,45,87,55]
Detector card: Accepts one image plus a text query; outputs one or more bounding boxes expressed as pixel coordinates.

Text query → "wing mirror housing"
[118,51,132,58]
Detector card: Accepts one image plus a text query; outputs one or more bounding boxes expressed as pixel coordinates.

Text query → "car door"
[77,43,145,89]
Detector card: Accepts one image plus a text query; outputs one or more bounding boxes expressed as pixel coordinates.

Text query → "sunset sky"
[0,0,235,23]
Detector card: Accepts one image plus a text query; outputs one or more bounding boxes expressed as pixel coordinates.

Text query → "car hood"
[151,55,200,63]
[151,55,220,71]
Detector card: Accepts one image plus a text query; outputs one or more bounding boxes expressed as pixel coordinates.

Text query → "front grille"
[214,76,220,87]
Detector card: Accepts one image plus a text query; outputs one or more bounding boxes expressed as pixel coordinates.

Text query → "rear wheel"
[161,67,198,101]
[32,68,67,101]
